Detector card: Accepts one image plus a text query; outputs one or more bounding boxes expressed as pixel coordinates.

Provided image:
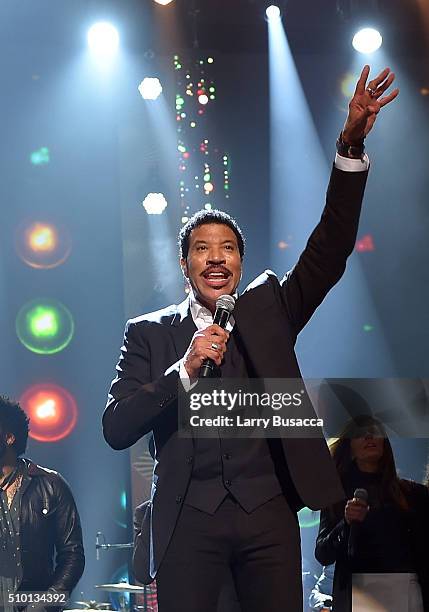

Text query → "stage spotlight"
[20,383,78,443]
[154,0,174,4]
[352,28,382,53]
[266,5,281,20]
[15,220,72,269]
[16,298,74,355]
[142,193,168,215]
[138,77,163,100]
[87,22,119,57]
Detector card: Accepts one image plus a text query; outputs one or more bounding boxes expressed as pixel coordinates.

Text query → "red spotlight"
[20,384,78,442]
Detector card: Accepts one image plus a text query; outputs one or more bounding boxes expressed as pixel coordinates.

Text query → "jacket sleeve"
[315,507,349,567]
[103,320,182,450]
[280,165,368,334]
[50,475,85,594]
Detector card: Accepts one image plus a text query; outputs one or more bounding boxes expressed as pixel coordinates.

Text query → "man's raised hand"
[342,65,399,144]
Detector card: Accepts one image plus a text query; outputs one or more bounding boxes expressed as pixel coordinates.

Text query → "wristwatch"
[336,131,365,160]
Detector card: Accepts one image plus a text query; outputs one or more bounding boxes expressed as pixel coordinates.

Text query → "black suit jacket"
[103,165,368,584]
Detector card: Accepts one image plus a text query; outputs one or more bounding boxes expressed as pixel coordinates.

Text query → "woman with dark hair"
[315,415,429,612]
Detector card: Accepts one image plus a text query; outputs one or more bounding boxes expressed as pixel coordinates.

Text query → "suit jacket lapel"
[233,282,294,378]
[169,297,197,360]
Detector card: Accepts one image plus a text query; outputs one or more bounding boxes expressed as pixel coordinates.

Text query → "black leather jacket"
[315,476,429,612]
[17,459,85,595]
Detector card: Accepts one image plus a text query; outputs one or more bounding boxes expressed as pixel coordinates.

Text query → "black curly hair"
[0,396,30,456]
[178,209,245,260]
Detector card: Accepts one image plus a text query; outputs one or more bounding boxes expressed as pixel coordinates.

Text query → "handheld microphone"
[199,294,235,378]
[347,488,368,559]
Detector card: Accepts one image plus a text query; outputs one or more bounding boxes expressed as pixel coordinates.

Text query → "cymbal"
[73,603,111,610]
[95,583,145,593]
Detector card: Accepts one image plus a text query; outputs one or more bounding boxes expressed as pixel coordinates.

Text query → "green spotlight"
[16,298,74,354]
[30,147,50,165]
[30,306,59,338]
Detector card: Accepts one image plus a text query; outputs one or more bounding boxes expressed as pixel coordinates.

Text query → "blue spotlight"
[352,28,382,54]
[87,22,119,57]
[266,5,281,20]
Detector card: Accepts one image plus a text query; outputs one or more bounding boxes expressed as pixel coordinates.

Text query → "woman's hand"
[344,497,369,525]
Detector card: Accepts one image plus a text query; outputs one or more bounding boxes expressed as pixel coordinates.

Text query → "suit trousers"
[155,493,303,612]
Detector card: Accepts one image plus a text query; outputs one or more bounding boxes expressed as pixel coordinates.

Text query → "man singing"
[0,396,85,611]
[103,66,398,611]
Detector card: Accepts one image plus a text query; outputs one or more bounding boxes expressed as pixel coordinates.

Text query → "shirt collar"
[188,290,213,324]
[188,289,237,329]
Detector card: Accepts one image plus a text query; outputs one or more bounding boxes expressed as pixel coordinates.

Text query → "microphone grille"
[216,294,236,313]
[354,488,368,503]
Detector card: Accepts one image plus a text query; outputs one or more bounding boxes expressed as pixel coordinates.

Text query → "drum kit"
[69,581,157,612]
[67,533,157,612]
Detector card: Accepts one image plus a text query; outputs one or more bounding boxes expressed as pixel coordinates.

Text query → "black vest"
[185,329,287,514]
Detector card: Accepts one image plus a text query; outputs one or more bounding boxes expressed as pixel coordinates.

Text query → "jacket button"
[186,456,193,464]
[223,453,231,460]
[175,495,183,503]
[225,480,232,487]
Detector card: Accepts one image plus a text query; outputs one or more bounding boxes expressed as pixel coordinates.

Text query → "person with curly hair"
[0,396,85,612]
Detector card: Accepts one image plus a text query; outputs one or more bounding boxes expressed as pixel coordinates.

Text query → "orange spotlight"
[15,220,72,269]
[20,384,78,442]
[28,223,57,252]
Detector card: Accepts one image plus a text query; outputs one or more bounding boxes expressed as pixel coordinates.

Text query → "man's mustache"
[201,266,232,276]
